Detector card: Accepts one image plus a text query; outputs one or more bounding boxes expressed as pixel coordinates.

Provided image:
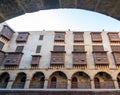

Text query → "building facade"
[0,25,120,94]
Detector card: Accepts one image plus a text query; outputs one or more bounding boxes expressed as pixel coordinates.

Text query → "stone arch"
[0,72,10,88]
[0,0,120,23]
[94,71,114,89]
[71,71,91,89]
[12,72,26,88]
[29,72,45,88]
[46,70,69,80]
[48,71,67,89]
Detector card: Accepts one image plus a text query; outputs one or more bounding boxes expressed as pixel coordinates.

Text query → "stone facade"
[0,24,120,94]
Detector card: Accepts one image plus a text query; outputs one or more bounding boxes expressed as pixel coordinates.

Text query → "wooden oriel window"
[3,52,23,66]
[0,41,4,50]
[50,45,66,66]
[90,32,102,42]
[93,51,109,65]
[39,35,44,40]
[93,45,104,51]
[16,32,30,42]
[112,52,120,65]
[73,32,84,42]
[72,52,87,65]
[107,32,120,42]
[0,25,14,40]
[36,45,41,53]
[15,46,24,52]
[111,45,120,51]
[54,32,65,42]
[0,50,5,65]
[53,45,65,52]
[50,52,65,65]
[31,55,41,67]
[73,45,85,52]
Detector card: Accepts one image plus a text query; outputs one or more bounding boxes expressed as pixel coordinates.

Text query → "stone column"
[67,79,71,89]
[113,80,119,89]
[91,80,95,89]
[44,79,48,89]
[6,79,14,88]
[24,79,31,89]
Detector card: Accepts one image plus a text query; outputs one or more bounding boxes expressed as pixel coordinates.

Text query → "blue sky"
[6,9,120,32]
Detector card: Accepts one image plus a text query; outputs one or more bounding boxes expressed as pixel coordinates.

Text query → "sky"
[6,9,120,32]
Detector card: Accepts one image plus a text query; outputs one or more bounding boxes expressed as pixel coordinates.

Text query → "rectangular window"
[73,32,84,42]
[39,35,44,40]
[54,32,65,42]
[107,32,120,42]
[93,45,104,51]
[73,52,87,65]
[0,41,4,50]
[31,55,41,66]
[54,45,65,51]
[36,45,41,53]
[16,32,29,42]
[15,46,24,52]
[0,25,14,41]
[111,45,120,51]
[93,52,109,65]
[50,53,65,65]
[3,52,23,66]
[112,52,120,65]
[73,45,85,52]
[90,32,102,42]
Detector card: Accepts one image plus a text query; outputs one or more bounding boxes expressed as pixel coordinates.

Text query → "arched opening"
[48,71,67,89]
[94,72,114,89]
[94,78,100,88]
[117,78,120,88]
[117,73,120,88]
[0,72,10,88]
[12,72,26,88]
[71,77,78,88]
[50,77,57,88]
[71,72,91,89]
[29,72,45,88]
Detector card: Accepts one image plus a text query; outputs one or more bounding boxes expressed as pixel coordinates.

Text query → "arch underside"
[0,0,120,23]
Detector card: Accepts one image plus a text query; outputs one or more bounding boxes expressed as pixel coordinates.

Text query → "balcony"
[95,81,115,89]
[48,82,67,89]
[29,82,44,88]
[12,82,25,89]
[71,82,91,89]
[0,83,8,88]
